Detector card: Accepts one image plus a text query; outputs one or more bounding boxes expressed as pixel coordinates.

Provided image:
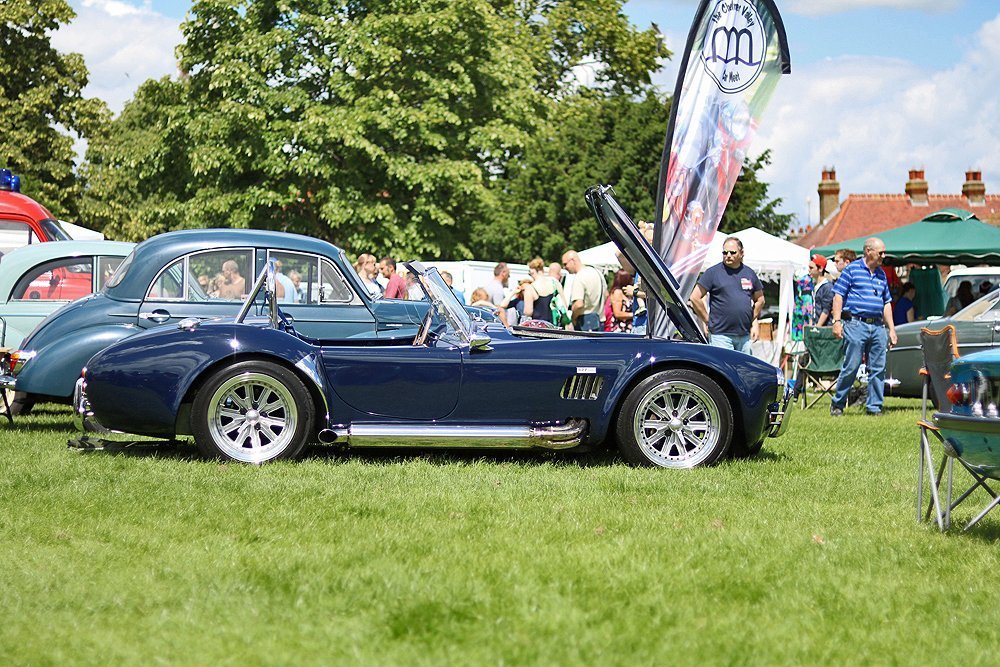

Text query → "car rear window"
[104,249,135,290]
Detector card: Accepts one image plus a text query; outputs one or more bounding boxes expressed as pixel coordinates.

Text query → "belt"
[844,312,883,325]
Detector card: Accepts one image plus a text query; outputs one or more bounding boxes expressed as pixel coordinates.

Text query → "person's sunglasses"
[722,250,739,256]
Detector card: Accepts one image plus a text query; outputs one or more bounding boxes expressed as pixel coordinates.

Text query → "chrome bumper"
[0,373,15,391]
[767,385,793,438]
[73,377,118,435]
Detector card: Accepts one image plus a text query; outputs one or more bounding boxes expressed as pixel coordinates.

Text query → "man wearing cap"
[810,254,834,326]
[829,237,897,416]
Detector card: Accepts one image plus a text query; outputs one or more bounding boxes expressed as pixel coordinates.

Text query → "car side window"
[11,257,95,301]
[0,220,33,256]
[148,259,185,300]
[319,259,354,303]
[147,250,253,301]
[265,251,355,305]
[189,250,252,301]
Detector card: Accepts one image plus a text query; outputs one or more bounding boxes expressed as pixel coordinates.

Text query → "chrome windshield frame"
[236,259,280,328]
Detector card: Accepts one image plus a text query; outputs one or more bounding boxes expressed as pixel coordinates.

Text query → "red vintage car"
[0,169,72,256]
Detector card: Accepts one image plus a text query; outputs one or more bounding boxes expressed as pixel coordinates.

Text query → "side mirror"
[470,332,492,352]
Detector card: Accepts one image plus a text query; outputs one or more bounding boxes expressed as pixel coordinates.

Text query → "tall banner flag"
[650,0,790,338]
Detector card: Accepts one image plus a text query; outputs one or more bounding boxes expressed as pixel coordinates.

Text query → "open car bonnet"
[585,185,707,343]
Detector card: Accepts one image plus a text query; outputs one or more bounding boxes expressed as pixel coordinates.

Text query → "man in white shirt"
[561,250,606,332]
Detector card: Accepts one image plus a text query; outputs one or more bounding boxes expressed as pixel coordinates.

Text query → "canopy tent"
[577,242,621,274]
[577,227,809,364]
[810,209,1000,266]
[59,221,104,240]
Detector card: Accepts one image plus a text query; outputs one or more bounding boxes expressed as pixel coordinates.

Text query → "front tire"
[616,369,733,468]
[192,361,314,463]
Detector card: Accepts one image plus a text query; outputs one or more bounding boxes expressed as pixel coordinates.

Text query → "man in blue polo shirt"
[829,237,897,416]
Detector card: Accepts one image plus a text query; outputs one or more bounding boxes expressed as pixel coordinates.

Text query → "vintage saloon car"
[934,348,1000,479]
[887,288,1000,397]
[0,240,134,349]
[2,229,473,414]
[73,187,791,468]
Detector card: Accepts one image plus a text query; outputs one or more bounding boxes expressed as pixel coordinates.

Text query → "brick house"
[794,169,1000,249]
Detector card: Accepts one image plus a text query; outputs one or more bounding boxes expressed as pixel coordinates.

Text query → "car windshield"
[409,263,473,343]
[957,288,1000,321]
[40,219,72,241]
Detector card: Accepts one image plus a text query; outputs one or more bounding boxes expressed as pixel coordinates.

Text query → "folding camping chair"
[916,325,999,531]
[797,326,845,409]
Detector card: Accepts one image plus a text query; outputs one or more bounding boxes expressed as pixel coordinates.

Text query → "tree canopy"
[82,0,662,259]
[0,0,109,218]
[68,0,794,260]
[720,150,795,238]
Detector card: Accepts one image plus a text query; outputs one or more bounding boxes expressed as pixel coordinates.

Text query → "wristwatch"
[832,319,842,324]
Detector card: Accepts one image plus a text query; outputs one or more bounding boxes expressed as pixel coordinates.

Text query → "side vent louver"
[561,374,604,400]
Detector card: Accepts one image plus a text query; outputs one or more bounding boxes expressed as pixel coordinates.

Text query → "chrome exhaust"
[337,419,587,450]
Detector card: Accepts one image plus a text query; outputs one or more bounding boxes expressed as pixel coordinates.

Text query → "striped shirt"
[833,258,891,318]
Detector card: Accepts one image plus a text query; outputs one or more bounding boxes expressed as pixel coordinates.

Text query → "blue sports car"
[73,187,791,467]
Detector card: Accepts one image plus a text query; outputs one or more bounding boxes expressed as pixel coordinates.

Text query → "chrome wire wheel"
[207,371,299,463]
[631,380,722,468]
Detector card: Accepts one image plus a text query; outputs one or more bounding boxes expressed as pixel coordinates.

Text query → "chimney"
[817,167,840,222]
[906,169,928,205]
[963,169,986,206]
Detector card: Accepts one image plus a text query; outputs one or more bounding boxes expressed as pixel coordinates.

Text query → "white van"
[942,266,1000,305]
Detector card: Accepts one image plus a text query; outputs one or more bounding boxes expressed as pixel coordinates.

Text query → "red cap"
[811,254,828,271]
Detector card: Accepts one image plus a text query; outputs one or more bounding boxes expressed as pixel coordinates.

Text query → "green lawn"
[2,398,999,665]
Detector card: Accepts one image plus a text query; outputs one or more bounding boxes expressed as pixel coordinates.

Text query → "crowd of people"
[349,251,643,333]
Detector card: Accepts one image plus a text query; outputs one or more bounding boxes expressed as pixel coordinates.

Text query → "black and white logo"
[701,1,766,94]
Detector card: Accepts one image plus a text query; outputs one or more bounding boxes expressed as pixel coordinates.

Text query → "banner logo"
[701,1,766,94]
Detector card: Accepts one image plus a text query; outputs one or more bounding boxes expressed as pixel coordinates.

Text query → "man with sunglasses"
[690,237,764,354]
[829,237,897,416]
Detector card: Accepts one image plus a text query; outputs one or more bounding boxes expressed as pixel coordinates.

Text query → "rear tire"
[616,369,733,468]
[192,361,314,463]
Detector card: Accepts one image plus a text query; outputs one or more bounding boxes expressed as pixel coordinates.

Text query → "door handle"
[139,309,171,324]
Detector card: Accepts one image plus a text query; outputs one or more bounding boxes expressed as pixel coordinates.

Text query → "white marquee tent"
[577,227,810,364]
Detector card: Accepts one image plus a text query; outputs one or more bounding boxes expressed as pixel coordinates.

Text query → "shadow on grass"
[302,444,791,469]
[67,437,202,462]
[63,436,791,469]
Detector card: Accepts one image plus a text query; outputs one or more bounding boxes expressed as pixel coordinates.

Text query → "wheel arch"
[608,359,745,449]
[176,352,328,438]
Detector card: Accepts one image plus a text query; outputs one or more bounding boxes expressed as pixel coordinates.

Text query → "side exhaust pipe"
[331,419,587,450]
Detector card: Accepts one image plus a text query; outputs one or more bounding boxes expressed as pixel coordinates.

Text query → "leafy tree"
[478,90,669,261]
[0,0,108,218]
[720,149,795,238]
[82,0,660,259]
[80,77,194,240]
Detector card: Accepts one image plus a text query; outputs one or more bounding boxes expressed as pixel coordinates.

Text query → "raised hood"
[585,185,707,344]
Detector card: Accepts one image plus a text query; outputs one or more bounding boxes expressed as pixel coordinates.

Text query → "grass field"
[2,398,1000,665]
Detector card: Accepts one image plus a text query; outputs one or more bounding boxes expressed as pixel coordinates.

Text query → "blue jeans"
[574,312,601,332]
[710,334,752,355]
[832,319,888,413]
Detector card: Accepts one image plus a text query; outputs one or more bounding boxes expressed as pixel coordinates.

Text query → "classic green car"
[887,288,1000,397]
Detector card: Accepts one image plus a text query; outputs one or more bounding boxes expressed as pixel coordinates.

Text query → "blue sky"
[54,0,1000,234]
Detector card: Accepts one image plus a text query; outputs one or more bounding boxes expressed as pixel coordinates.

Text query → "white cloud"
[786,0,961,17]
[53,0,182,115]
[749,12,1000,226]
